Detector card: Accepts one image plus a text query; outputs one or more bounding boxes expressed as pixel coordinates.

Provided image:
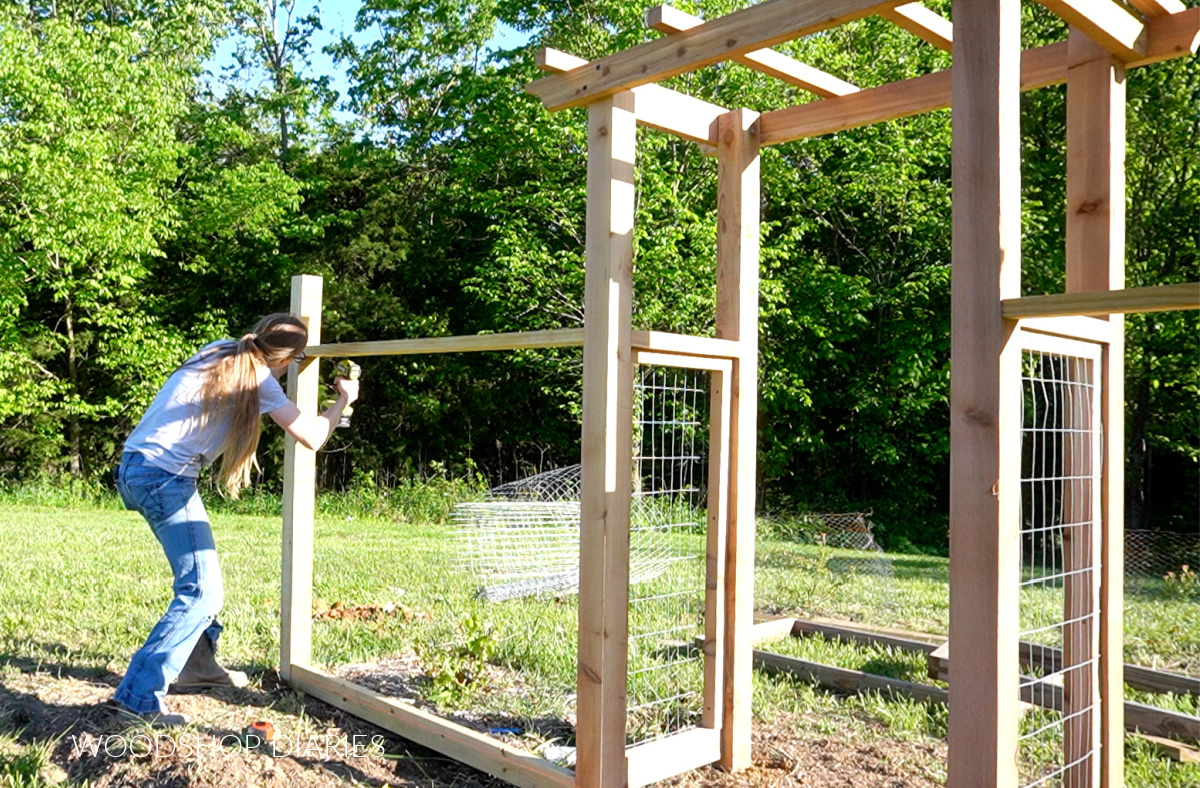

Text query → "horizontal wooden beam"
[928,639,1200,697]
[310,328,743,362]
[1035,0,1146,61]
[629,330,742,359]
[527,0,904,111]
[537,48,727,145]
[289,665,576,788]
[625,728,720,787]
[633,350,733,373]
[793,618,943,655]
[306,328,585,357]
[1126,0,1186,18]
[758,7,1200,144]
[929,643,1200,741]
[879,3,953,51]
[754,649,951,703]
[1133,733,1200,762]
[645,4,859,98]
[1018,315,1115,345]
[749,616,801,644]
[1001,282,1200,318]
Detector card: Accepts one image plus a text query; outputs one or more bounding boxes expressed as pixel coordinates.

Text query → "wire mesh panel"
[1019,339,1103,788]
[626,363,712,745]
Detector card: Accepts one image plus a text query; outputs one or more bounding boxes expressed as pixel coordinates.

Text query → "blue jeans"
[113,452,224,713]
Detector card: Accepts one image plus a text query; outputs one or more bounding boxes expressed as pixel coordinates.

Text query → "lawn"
[0,499,1196,787]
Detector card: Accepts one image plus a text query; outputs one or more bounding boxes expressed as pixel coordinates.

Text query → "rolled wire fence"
[1018,348,1101,788]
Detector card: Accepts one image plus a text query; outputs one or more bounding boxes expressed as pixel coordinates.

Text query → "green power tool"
[333,359,361,429]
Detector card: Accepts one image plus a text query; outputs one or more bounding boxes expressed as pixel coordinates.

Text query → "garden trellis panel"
[277,2,1200,786]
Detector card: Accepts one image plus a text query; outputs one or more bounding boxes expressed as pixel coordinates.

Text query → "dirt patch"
[1,665,946,787]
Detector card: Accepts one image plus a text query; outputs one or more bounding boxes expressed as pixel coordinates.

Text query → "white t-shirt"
[124,341,292,477]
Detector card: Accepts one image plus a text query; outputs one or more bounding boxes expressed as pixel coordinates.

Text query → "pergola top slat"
[527,0,905,111]
[880,3,953,51]
[537,47,728,146]
[1126,0,1187,18]
[757,6,1198,146]
[646,4,859,97]
[1035,0,1146,60]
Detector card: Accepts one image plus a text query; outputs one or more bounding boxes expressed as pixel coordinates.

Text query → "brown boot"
[172,633,250,691]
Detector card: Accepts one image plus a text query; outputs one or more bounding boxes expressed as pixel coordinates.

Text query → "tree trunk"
[65,299,83,477]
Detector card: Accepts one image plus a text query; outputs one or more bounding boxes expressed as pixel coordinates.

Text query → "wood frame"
[1065,29,1127,787]
[946,0,1023,784]
[275,2,1198,787]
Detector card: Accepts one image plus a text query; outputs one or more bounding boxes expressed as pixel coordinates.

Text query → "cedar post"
[1066,28,1126,788]
[578,91,636,788]
[715,107,760,772]
[948,0,1022,785]
[281,274,323,682]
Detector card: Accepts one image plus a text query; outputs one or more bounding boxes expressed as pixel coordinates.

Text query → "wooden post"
[947,0,1022,785]
[578,91,636,788]
[715,107,760,772]
[281,274,323,682]
[1066,28,1126,788]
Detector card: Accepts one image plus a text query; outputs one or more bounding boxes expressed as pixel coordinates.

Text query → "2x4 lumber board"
[281,274,322,682]
[577,93,637,788]
[526,0,905,111]
[880,3,954,51]
[306,328,585,358]
[1001,283,1200,318]
[1066,30,1126,787]
[633,350,731,373]
[757,8,1200,144]
[703,366,732,728]
[289,666,575,788]
[715,107,761,773]
[1035,0,1146,61]
[625,728,720,788]
[1019,316,1114,345]
[644,5,859,98]
[750,617,801,645]
[930,648,1198,742]
[1126,0,1187,18]
[1133,733,1200,762]
[754,649,950,704]
[630,330,741,359]
[929,640,1200,697]
[537,48,726,146]
[947,0,1023,785]
[792,618,943,655]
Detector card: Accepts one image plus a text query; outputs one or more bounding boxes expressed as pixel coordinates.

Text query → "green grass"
[0,501,1196,786]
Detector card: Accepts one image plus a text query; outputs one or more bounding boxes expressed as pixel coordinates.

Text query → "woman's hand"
[334,376,360,405]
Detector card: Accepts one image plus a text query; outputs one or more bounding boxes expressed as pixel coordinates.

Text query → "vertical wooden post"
[1066,28,1126,788]
[578,91,636,788]
[281,274,323,682]
[703,366,731,730]
[715,107,760,773]
[948,0,1022,785]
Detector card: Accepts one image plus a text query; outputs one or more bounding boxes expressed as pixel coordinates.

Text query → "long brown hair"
[200,313,308,498]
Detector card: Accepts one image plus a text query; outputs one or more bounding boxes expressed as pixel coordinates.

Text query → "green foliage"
[0,0,1194,551]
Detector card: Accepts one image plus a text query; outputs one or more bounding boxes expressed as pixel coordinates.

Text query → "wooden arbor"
[279,2,1199,788]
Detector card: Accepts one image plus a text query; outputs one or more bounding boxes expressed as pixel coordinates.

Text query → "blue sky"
[203,0,529,114]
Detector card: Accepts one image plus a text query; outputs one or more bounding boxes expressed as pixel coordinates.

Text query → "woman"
[113,313,359,726]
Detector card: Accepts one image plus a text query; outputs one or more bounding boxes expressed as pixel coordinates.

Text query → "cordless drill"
[334,359,361,429]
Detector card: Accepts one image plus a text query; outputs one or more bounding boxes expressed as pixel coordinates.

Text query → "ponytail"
[200,314,307,498]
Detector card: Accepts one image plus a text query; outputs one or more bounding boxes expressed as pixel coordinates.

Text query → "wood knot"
[726,38,737,48]
[964,408,994,427]
[677,46,687,58]
[1076,201,1100,215]
[597,125,608,138]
